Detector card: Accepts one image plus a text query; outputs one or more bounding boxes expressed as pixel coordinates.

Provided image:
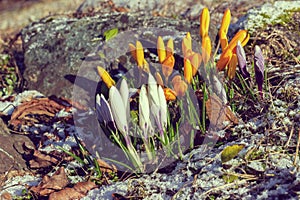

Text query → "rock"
[0,118,34,174]
[21,12,218,98]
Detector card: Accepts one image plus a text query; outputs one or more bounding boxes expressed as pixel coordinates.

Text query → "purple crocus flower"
[254,45,265,98]
[236,41,250,80]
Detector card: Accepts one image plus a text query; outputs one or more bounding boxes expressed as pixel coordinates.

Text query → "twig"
[294,129,300,166]
[285,126,294,148]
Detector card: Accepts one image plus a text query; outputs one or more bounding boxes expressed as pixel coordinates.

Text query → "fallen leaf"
[221,144,245,163]
[97,158,117,174]
[206,93,239,130]
[49,181,98,200]
[30,167,68,196]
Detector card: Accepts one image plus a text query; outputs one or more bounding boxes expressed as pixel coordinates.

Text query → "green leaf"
[103,28,118,41]
[222,174,238,183]
[221,144,245,163]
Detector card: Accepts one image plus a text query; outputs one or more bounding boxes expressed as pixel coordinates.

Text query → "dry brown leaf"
[9,96,86,129]
[97,158,117,174]
[30,167,68,196]
[49,181,97,200]
[206,93,239,129]
[0,192,12,200]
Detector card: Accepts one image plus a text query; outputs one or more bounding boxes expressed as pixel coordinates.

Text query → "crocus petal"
[200,7,210,38]
[219,9,231,50]
[166,38,174,57]
[227,54,238,79]
[155,72,164,87]
[254,45,264,97]
[109,86,128,135]
[136,41,144,68]
[128,43,137,62]
[190,53,202,76]
[202,35,212,64]
[97,66,115,88]
[157,36,166,64]
[120,79,130,119]
[173,80,188,97]
[171,74,182,86]
[216,48,232,71]
[148,73,160,107]
[236,41,250,79]
[158,85,167,129]
[162,55,175,79]
[227,30,249,51]
[184,58,193,84]
[164,88,177,101]
[139,85,151,133]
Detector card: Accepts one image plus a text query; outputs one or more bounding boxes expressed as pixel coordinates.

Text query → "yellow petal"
[162,55,175,79]
[171,74,182,86]
[143,59,150,73]
[97,66,115,88]
[136,41,144,68]
[216,49,232,71]
[164,88,177,101]
[155,72,164,87]
[227,30,249,51]
[219,9,231,50]
[184,58,193,84]
[157,36,166,63]
[190,53,202,76]
[227,54,238,79]
[166,38,174,57]
[202,35,212,64]
[128,43,137,62]
[200,7,210,38]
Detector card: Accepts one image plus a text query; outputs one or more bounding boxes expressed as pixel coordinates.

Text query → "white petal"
[139,85,150,131]
[158,85,167,128]
[148,73,160,107]
[109,86,128,135]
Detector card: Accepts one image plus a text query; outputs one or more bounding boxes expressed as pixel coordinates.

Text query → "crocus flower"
[163,88,177,101]
[97,66,115,88]
[184,58,193,84]
[216,30,250,78]
[254,45,264,98]
[219,9,231,51]
[236,41,250,80]
[200,7,210,38]
[157,37,175,80]
[128,41,149,72]
[182,32,192,58]
[139,85,152,135]
[173,79,188,97]
[202,35,212,64]
[109,85,128,136]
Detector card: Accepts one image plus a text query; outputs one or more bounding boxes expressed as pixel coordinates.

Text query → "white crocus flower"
[96,94,114,124]
[109,86,128,136]
[119,79,130,120]
[157,85,167,129]
[139,85,151,136]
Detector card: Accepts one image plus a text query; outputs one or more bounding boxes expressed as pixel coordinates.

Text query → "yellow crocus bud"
[184,58,193,84]
[162,55,175,79]
[128,43,137,61]
[157,36,166,63]
[200,7,210,38]
[136,41,144,68]
[216,48,232,71]
[227,54,238,79]
[219,9,231,50]
[202,35,212,64]
[97,66,115,88]
[227,30,250,51]
[171,74,182,86]
[191,53,202,76]
[164,88,177,101]
[166,38,174,57]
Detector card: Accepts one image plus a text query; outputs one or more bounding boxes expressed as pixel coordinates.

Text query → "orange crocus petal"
[216,48,232,71]
[184,58,193,84]
[220,32,228,51]
[162,55,175,78]
[157,36,166,63]
[182,37,190,57]
[202,35,212,64]
[190,53,202,76]
[167,38,174,57]
[200,7,210,38]
[219,9,231,37]
[173,80,188,97]
[136,41,144,68]
[227,30,249,51]
[164,88,177,101]
[97,66,115,88]
[171,74,182,86]
[128,43,137,62]
[155,72,164,87]
[227,54,238,79]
